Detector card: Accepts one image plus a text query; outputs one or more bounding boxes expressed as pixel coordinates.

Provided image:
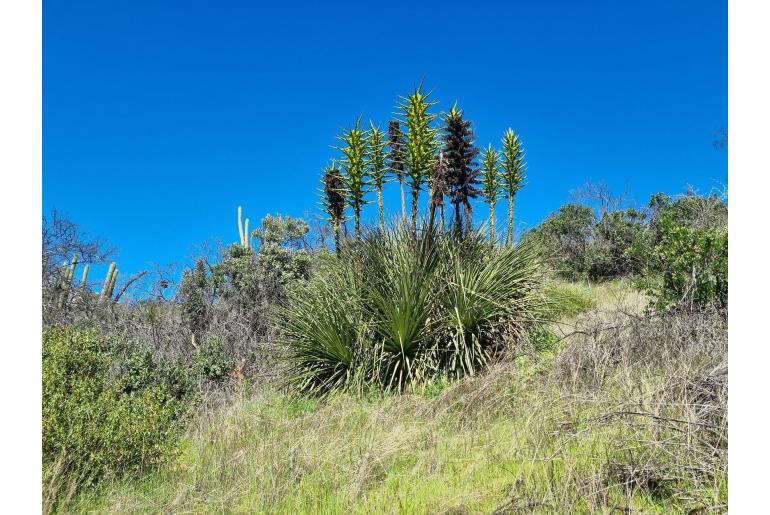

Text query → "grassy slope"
[67,281,726,514]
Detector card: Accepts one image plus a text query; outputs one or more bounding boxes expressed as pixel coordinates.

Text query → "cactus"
[101,262,117,300]
[237,206,251,249]
[57,255,79,308]
[80,264,90,288]
[238,206,245,246]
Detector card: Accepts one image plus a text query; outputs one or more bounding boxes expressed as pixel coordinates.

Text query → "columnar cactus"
[237,206,251,249]
[80,264,90,288]
[101,262,118,300]
[57,255,79,308]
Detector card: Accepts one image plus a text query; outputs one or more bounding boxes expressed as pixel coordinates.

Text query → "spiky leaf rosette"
[337,117,371,237]
[387,120,406,182]
[398,83,439,227]
[367,122,387,189]
[443,105,481,232]
[500,128,526,197]
[481,144,502,204]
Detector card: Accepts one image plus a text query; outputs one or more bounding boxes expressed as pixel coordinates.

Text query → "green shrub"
[648,221,727,309]
[43,327,182,487]
[277,225,550,395]
[526,204,648,280]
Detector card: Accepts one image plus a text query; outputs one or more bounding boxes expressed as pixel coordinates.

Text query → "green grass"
[63,375,723,513]
[54,280,725,514]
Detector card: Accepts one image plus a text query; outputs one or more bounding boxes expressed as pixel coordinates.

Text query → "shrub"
[647,221,727,310]
[277,224,550,394]
[43,327,182,488]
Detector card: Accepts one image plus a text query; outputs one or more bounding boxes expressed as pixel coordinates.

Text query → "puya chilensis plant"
[387,120,407,220]
[367,121,388,232]
[398,82,439,234]
[443,104,481,236]
[321,162,346,254]
[481,144,502,244]
[237,206,251,250]
[337,117,370,240]
[428,151,449,233]
[100,261,118,301]
[500,128,527,245]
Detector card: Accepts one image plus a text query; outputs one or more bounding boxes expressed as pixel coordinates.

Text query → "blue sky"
[43,0,727,278]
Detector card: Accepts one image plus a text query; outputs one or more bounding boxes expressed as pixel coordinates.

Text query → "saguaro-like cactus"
[80,264,90,288]
[237,206,251,249]
[101,262,118,301]
[57,255,79,308]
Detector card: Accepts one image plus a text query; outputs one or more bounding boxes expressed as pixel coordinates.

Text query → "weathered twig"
[113,270,148,302]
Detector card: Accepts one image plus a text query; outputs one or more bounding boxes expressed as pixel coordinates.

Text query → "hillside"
[54,281,727,514]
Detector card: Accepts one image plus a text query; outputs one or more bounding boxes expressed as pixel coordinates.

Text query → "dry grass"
[57,282,727,514]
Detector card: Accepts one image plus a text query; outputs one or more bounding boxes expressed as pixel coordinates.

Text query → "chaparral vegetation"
[43,83,727,514]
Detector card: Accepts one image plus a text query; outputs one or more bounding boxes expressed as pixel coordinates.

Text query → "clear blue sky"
[43,0,727,279]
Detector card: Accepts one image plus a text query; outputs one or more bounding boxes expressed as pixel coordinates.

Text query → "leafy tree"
[387,120,407,219]
[367,121,388,231]
[337,117,370,240]
[500,128,527,244]
[480,145,502,243]
[649,221,727,310]
[443,105,481,236]
[178,259,210,349]
[399,83,439,234]
[527,204,596,278]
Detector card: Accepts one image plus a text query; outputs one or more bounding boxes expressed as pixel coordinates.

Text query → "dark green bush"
[527,203,647,280]
[43,327,183,486]
[648,221,727,309]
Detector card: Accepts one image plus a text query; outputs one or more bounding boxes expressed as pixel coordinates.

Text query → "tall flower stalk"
[387,120,407,220]
[367,121,388,232]
[337,118,370,240]
[500,128,526,245]
[443,104,480,236]
[398,83,438,234]
[428,151,449,233]
[322,163,346,254]
[481,144,502,244]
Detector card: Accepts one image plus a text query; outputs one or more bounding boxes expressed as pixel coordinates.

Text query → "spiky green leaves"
[501,128,527,244]
[500,128,526,197]
[481,145,502,242]
[367,122,387,189]
[481,145,501,204]
[442,104,481,234]
[279,226,549,394]
[368,122,388,231]
[337,118,371,238]
[398,83,439,229]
